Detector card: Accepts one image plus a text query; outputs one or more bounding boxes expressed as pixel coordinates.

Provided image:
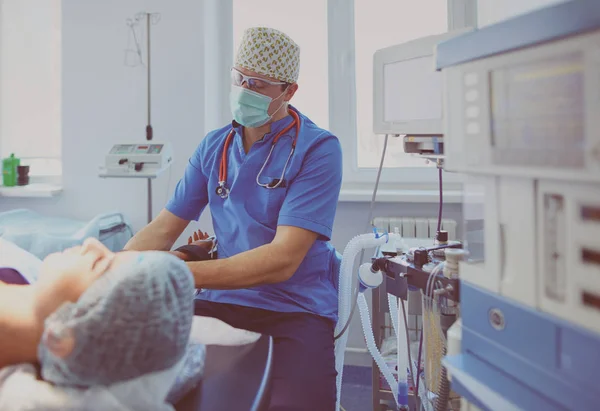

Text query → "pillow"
[0,237,42,284]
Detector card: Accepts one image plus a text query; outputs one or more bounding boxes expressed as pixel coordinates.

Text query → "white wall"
[0,0,61,160]
[0,0,210,244]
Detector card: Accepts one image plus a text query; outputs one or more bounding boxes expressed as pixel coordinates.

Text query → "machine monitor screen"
[383,55,442,123]
[148,144,163,154]
[373,29,471,136]
[110,145,135,155]
[489,52,585,168]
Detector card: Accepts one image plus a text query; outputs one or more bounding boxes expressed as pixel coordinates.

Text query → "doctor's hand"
[188,230,214,251]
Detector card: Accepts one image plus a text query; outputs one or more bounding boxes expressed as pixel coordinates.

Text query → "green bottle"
[2,154,20,187]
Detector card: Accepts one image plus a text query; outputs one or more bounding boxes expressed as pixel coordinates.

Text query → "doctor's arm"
[124,209,190,252]
[188,225,318,289]
[125,149,211,253]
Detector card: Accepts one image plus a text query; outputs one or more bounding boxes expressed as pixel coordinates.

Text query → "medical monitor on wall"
[373,29,471,136]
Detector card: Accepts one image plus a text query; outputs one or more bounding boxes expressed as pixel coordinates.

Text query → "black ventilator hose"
[434,345,451,411]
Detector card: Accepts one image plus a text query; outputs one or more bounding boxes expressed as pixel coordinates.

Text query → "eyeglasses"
[231,67,287,90]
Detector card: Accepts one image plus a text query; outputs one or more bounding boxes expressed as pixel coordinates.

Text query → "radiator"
[372,217,458,240]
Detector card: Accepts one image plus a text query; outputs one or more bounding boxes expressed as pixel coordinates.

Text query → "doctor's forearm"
[125,229,171,251]
[187,244,295,289]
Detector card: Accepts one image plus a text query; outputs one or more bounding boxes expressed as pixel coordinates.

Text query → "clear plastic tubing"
[358,292,399,409]
[334,232,400,410]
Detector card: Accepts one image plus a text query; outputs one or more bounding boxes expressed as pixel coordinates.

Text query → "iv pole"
[144,12,157,224]
[101,12,162,224]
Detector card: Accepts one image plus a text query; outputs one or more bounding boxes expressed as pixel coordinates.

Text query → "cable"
[334,134,389,341]
[436,167,443,234]
[401,299,416,391]
[165,166,173,204]
[415,328,424,401]
[416,166,445,400]
[434,345,451,411]
[420,261,445,401]
[335,285,360,340]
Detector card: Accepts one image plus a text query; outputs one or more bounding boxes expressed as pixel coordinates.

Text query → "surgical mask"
[229,85,288,128]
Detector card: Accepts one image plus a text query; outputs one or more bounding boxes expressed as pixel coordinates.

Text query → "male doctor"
[125,27,343,410]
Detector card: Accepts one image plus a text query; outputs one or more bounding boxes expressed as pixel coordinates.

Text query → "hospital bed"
[0,208,133,260]
[175,333,273,411]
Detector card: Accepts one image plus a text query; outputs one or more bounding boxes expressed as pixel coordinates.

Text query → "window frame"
[217,0,476,194]
[329,0,467,190]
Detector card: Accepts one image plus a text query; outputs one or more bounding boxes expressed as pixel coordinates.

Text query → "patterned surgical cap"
[235,27,300,84]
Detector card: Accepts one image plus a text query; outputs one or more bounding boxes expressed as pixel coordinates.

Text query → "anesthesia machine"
[336,0,600,410]
[436,0,600,410]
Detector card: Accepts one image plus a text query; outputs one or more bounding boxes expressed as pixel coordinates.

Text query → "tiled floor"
[340,365,373,411]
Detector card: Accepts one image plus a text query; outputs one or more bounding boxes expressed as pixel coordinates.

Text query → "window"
[354,0,448,168]
[232,0,329,130]
[0,0,62,177]
[219,0,468,189]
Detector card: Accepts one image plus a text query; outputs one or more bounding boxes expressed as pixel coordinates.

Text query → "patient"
[0,235,213,369]
[1,236,206,376]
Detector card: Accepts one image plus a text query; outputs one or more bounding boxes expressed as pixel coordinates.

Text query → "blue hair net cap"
[38,251,195,387]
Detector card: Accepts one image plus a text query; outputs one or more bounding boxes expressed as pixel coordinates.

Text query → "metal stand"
[144,12,158,224]
[147,178,152,224]
[371,280,397,410]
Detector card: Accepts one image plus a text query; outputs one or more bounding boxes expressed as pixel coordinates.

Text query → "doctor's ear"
[284,83,298,100]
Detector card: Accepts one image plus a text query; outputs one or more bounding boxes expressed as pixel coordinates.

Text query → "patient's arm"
[124,209,191,252]
[0,283,42,367]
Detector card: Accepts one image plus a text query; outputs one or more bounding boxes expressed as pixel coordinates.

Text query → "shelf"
[0,184,63,198]
[98,165,170,179]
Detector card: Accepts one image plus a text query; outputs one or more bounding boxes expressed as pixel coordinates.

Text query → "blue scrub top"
[166,106,343,323]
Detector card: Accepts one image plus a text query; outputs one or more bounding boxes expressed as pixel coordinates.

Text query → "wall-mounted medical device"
[372,29,471,141]
[99,142,172,178]
[436,1,600,410]
[438,11,600,183]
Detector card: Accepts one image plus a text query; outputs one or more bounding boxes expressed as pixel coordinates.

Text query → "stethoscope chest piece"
[216,182,229,199]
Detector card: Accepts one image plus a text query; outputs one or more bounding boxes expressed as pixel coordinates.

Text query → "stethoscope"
[216,109,300,199]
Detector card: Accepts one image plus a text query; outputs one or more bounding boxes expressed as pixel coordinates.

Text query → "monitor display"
[148,144,163,154]
[110,145,134,155]
[383,56,442,123]
[373,29,472,135]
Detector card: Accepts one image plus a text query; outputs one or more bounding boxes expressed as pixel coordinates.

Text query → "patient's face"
[38,238,138,305]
